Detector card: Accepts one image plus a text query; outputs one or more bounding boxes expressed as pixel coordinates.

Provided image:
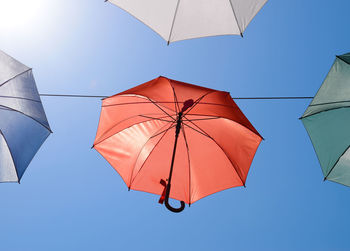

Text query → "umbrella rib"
[301,106,350,119]
[228,0,243,36]
[170,85,181,115]
[0,104,51,133]
[94,114,173,147]
[150,124,176,139]
[182,122,212,139]
[183,114,262,139]
[181,126,192,205]
[0,95,41,103]
[147,97,176,122]
[183,120,246,186]
[309,100,350,107]
[139,115,175,123]
[129,122,176,188]
[167,0,181,44]
[183,116,221,122]
[336,56,350,65]
[0,129,19,182]
[128,121,174,188]
[324,145,350,181]
[0,68,32,88]
[102,101,179,107]
[183,91,214,116]
[192,102,234,108]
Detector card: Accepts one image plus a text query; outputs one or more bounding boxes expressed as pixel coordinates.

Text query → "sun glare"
[0,0,43,32]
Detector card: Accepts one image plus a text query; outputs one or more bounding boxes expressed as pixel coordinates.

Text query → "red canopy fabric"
[93,76,262,205]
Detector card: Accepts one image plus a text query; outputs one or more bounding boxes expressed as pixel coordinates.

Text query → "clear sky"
[0,0,350,250]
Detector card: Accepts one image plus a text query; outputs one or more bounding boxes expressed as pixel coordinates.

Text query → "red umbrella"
[93,76,262,212]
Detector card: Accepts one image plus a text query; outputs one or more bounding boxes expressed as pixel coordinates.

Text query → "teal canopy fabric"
[0,51,51,183]
[301,53,350,186]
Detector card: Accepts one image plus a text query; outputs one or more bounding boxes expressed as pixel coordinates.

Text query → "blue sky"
[1,0,350,250]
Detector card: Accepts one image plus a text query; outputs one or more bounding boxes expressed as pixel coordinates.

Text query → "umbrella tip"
[91,145,95,149]
[240,33,243,38]
[167,41,170,46]
[128,187,131,191]
[323,177,327,181]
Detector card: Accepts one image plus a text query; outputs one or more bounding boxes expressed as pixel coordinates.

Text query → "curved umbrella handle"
[164,183,185,213]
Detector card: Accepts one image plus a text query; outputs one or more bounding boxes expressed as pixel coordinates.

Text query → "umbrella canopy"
[93,76,262,212]
[106,0,267,44]
[301,53,350,186]
[0,51,51,183]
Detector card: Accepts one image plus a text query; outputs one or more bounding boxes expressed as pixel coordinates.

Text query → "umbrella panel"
[302,107,350,184]
[0,108,50,182]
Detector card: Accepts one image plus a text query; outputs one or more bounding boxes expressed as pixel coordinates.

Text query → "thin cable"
[39,94,108,98]
[38,93,314,100]
[232,96,313,100]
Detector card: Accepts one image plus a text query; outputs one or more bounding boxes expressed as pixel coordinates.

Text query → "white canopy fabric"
[107,0,268,43]
[0,51,51,183]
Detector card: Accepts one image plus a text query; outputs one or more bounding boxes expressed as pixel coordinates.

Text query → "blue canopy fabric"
[301,53,350,186]
[0,51,51,183]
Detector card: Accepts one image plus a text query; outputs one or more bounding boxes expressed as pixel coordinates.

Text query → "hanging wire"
[232,96,313,100]
[39,94,108,98]
[38,93,314,100]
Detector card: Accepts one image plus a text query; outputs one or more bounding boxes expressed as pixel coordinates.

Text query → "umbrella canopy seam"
[129,122,175,188]
[300,106,350,119]
[167,0,181,44]
[0,68,32,88]
[324,145,350,180]
[93,115,175,147]
[183,113,263,139]
[0,129,19,182]
[183,120,246,186]
[228,0,243,36]
[336,55,350,65]
[0,95,41,103]
[0,104,52,133]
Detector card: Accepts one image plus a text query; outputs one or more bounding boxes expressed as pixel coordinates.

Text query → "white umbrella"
[0,51,51,183]
[106,0,268,44]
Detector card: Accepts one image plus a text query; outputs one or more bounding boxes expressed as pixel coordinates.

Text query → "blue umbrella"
[0,50,51,183]
[301,53,350,186]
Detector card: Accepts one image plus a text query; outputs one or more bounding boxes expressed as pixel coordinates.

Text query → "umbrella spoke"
[102,101,178,108]
[182,115,222,122]
[139,114,175,123]
[0,68,32,88]
[0,104,51,132]
[94,114,172,146]
[0,95,41,103]
[147,97,176,122]
[0,129,18,180]
[183,92,213,116]
[150,124,176,139]
[309,100,350,107]
[182,121,212,139]
[130,122,175,187]
[171,86,181,115]
[183,120,245,186]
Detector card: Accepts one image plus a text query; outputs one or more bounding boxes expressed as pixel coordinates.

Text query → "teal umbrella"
[301,53,350,186]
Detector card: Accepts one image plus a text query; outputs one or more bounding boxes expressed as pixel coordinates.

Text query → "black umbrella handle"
[164,183,185,213]
[162,100,194,213]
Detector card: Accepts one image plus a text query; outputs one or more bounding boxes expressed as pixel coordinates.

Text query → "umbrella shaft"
[167,112,183,185]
